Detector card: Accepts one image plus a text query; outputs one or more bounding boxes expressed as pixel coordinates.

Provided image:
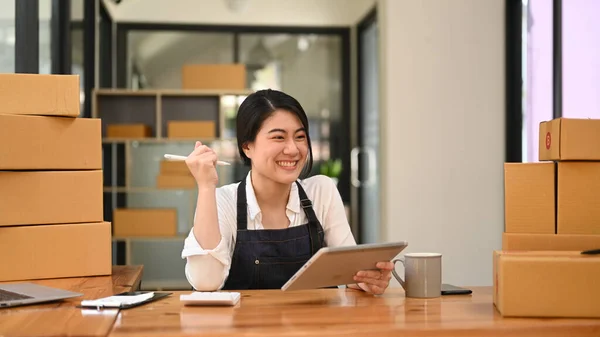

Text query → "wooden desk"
[0,265,143,337]
[110,287,600,337]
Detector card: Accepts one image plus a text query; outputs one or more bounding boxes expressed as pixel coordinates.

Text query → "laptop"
[0,283,83,308]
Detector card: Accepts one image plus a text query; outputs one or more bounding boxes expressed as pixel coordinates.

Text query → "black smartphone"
[115,291,150,296]
[441,284,472,295]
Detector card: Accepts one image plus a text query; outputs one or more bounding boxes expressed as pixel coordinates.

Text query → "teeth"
[277,161,297,167]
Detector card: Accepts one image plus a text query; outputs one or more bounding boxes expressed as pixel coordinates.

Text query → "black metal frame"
[505,0,522,163]
[82,0,96,118]
[99,3,113,88]
[51,0,71,74]
[112,22,352,203]
[15,0,39,73]
[553,0,562,119]
[338,28,352,205]
[355,7,377,244]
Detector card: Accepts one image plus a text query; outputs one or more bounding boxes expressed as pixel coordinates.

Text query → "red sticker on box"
[545,132,551,149]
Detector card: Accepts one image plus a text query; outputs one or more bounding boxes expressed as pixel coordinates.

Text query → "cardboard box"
[0,73,80,117]
[557,162,600,234]
[182,64,246,90]
[493,251,600,318]
[106,123,152,138]
[167,121,216,139]
[156,174,196,189]
[113,208,177,237]
[160,160,191,176]
[0,222,111,282]
[503,233,600,251]
[0,114,101,170]
[504,163,555,233]
[0,171,103,226]
[539,118,600,161]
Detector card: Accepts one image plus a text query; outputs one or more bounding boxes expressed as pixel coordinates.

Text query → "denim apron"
[221,179,326,290]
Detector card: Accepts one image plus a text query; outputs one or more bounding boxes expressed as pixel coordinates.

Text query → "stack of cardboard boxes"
[495,118,600,318]
[0,73,111,282]
[503,117,600,249]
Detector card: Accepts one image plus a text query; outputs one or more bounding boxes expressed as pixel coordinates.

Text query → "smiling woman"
[236,90,313,187]
[181,89,394,294]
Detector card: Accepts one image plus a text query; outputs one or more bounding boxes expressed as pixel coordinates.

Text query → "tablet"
[281,241,408,291]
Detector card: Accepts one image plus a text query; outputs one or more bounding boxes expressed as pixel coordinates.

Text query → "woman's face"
[244,109,309,185]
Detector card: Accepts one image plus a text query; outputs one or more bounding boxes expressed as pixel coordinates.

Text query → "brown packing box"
[503,233,600,251]
[504,162,555,233]
[0,222,111,282]
[106,123,152,138]
[0,114,101,170]
[167,121,216,139]
[493,250,600,318]
[557,162,600,234]
[113,208,177,237]
[539,118,600,161]
[0,73,80,117]
[0,171,103,226]
[156,174,196,189]
[160,160,192,176]
[181,64,246,90]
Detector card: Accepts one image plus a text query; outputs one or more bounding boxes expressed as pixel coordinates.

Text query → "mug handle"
[391,258,406,290]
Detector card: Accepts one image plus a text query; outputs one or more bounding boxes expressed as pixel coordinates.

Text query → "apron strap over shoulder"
[295,181,323,255]
[236,179,248,230]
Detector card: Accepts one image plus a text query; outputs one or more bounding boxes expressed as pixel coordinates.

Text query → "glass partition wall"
[105,26,350,289]
[124,31,343,165]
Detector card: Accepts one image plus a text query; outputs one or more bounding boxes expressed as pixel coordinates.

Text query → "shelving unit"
[93,88,252,290]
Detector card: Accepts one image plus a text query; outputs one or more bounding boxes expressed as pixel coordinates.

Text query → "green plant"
[319,158,342,178]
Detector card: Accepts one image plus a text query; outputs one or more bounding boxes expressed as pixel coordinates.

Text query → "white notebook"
[80,292,155,309]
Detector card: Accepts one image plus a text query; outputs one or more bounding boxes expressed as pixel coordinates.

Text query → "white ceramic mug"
[392,253,442,298]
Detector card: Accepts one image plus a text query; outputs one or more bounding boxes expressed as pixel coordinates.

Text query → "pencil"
[163,154,231,166]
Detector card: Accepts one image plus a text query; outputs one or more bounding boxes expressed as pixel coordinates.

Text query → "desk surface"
[110,287,600,337]
[0,265,143,337]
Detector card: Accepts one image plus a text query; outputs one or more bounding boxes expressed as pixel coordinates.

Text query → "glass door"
[354,10,380,243]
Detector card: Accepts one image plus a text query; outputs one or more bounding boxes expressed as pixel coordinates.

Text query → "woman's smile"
[276,160,299,170]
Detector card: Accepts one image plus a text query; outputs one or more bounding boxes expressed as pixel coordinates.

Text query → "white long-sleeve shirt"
[181,173,357,290]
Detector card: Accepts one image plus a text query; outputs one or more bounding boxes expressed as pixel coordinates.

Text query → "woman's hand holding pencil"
[167,141,228,189]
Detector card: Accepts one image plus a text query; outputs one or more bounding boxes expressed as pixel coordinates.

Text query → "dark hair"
[236,89,313,178]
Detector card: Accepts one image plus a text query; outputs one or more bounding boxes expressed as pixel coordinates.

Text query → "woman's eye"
[273,136,285,140]
[296,135,306,140]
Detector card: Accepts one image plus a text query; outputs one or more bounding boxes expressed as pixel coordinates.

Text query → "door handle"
[363,147,376,187]
[351,147,361,187]
[351,146,377,188]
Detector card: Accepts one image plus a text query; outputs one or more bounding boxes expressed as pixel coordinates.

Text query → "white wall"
[102,0,375,26]
[378,0,505,287]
